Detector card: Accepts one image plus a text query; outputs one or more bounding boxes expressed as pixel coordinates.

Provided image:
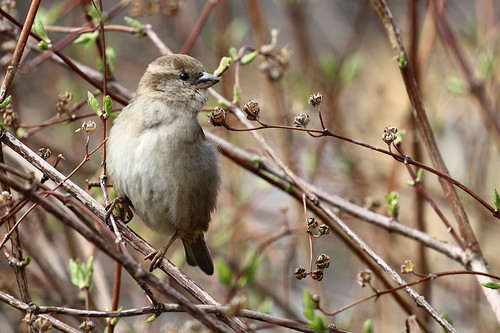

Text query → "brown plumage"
[107,55,220,274]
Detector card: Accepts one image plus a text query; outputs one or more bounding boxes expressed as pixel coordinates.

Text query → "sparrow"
[107,54,220,275]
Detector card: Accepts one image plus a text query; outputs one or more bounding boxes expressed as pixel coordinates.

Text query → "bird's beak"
[194,72,220,89]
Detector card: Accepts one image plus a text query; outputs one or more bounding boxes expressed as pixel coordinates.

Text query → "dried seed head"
[38,148,52,160]
[318,224,330,235]
[56,91,73,116]
[307,217,318,229]
[208,107,227,127]
[0,190,12,202]
[357,270,373,287]
[400,260,415,274]
[310,268,324,281]
[244,100,260,121]
[79,320,95,332]
[32,316,52,332]
[2,105,17,126]
[294,266,307,280]
[308,93,323,107]
[76,121,97,134]
[58,91,73,103]
[293,113,310,128]
[382,126,398,145]
[315,254,330,269]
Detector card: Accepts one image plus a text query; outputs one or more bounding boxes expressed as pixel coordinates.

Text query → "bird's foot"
[105,197,133,225]
[145,231,179,271]
[145,247,168,272]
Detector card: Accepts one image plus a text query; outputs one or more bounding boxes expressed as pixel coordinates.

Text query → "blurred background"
[0,0,499,332]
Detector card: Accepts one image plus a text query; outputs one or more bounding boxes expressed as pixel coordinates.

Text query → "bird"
[106,54,221,275]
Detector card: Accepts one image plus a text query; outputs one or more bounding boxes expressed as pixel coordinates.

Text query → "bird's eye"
[179,72,189,81]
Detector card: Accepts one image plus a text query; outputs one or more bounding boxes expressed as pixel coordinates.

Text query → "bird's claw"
[145,247,167,272]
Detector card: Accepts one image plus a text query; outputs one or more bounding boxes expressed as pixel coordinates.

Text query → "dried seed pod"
[38,148,52,160]
[357,270,373,287]
[382,125,398,145]
[293,113,310,128]
[400,260,415,274]
[294,266,307,280]
[308,92,323,107]
[315,254,330,269]
[310,268,324,281]
[318,224,330,235]
[208,107,227,127]
[244,100,260,121]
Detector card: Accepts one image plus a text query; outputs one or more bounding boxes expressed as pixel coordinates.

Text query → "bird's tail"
[182,235,214,275]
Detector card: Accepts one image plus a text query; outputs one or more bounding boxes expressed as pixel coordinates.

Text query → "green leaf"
[86,2,102,21]
[0,95,12,109]
[145,314,158,323]
[363,319,373,333]
[214,56,233,77]
[493,188,500,210]
[87,91,101,116]
[237,253,263,288]
[109,306,122,326]
[309,316,327,333]
[340,53,362,83]
[96,47,116,75]
[32,17,49,42]
[477,50,493,80]
[302,289,315,321]
[16,127,26,138]
[416,168,424,183]
[256,297,273,314]
[37,40,51,50]
[215,257,233,286]
[481,281,500,289]
[124,16,144,30]
[241,50,259,65]
[229,47,238,60]
[398,51,408,68]
[106,47,116,73]
[73,31,99,48]
[232,84,240,104]
[69,257,94,289]
[37,4,62,25]
[441,313,453,333]
[103,95,113,119]
[17,256,31,267]
[445,76,467,95]
[384,191,399,218]
[320,53,339,82]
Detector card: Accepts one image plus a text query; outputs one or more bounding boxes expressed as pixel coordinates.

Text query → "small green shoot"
[214,56,233,77]
[74,31,99,49]
[0,95,12,109]
[17,256,31,268]
[232,84,240,104]
[103,95,113,119]
[145,314,158,323]
[241,50,259,65]
[69,256,94,289]
[302,290,327,332]
[216,257,233,287]
[87,91,101,116]
[481,281,500,289]
[363,319,373,333]
[384,191,400,219]
[493,188,500,211]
